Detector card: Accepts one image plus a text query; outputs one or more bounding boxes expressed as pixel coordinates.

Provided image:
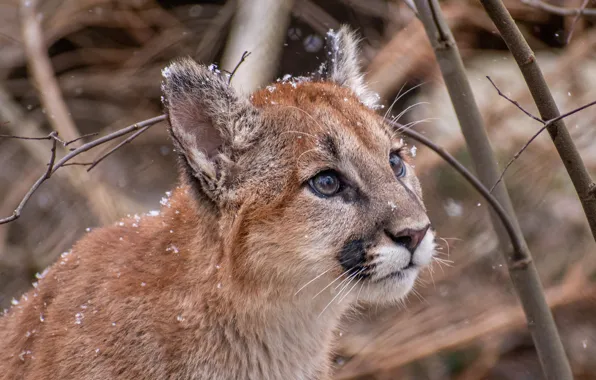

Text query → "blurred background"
[1,0,596,378]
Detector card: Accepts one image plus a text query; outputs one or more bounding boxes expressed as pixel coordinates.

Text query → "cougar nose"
[387,224,430,253]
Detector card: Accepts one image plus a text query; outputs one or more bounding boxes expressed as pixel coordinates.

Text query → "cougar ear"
[161,57,260,201]
[320,25,380,109]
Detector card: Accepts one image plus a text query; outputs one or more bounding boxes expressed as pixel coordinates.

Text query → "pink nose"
[388,225,430,252]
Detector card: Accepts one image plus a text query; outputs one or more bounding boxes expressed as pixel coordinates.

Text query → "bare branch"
[486,77,596,192]
[0,115,166,225]
[415,1,572,378]
[566,0,590,44]
[65,132,100,147]
[0,133,58,224]
[227,51,251,84]
[520,0,596,17]
[481,0,596,248]
[486,76,542,123]
[86,125,152,172]
[0,134,56,141]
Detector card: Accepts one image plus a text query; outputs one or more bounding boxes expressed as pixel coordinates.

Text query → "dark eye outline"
[308,170,343,198]
[389,151,406,178]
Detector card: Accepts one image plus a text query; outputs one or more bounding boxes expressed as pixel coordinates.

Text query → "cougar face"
[163,27,435,308]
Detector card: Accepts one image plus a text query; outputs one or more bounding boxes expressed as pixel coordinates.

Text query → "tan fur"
[0,26,435,379]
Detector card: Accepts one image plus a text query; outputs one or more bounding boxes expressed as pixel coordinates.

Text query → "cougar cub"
[0,26,435,379]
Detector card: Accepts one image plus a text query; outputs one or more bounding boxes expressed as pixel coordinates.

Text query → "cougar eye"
[390,152,406,178]
[309,170,341,197]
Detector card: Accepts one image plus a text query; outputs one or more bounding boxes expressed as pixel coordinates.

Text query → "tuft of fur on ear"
[320,25,380,109]
[161,57,260,202]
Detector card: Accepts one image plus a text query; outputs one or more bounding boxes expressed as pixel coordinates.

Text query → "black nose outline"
[386,224,430,253]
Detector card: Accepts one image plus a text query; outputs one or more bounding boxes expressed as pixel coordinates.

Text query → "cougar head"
[161,26,435,307]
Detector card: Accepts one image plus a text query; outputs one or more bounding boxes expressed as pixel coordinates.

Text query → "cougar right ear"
[318,25,380,109]
[161,58,259,201]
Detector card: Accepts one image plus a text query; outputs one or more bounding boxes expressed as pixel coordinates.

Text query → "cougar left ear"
[161,57,260,203]
[319,25,380,109]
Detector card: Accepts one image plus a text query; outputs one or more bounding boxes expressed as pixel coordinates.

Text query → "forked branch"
[480,0,596,246]
[486,76,596,192]
[0,115,166,225]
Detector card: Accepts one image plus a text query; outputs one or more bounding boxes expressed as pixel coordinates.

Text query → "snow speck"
[111,322,116,326]
[95,348,100,354]
[388,201,397,211]
[35,268,50,280]
[176,315,185,322]
[266,85,276,93]
[282,74,292,81]
[32,281,38,288]
[582,339,588,349]
[160,197,171,207]
[170,230,174,234]
[132,223,138,228]
[288,27,302,41]
[161,66,171,79]
[85,227,92,232]
[140,282,146,287]
[568,91,572,96]
[217,283,222,289]
[303,34,324,53]
[148,210,160,217]
[410,145,417,157]
[118,222,125,226]
[39,313,45,322]
[215,265,221,270]
[477,203,482,207]
[18,350,31,361]
[74,312,84,325]
[444,199,463,217]
[166,244,179,254]
[11,298,18,306]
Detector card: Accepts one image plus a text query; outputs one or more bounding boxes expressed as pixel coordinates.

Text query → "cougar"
[0,26,435,379]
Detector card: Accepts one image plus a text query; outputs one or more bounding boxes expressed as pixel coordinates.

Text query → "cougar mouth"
[371,264,419,283]
[338,228,435,286]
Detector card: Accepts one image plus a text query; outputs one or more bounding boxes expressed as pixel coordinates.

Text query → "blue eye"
[309,170,341,197]
[389,152,406,178]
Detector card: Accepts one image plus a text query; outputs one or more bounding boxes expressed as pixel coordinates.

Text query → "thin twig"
[0,115,166,225]
[65,132,100,146]
[61,162,94,167]
[86,125,152,171]
[481,0,596,246]
[0,133,58,224]
[486,76,542,123]
[0,134,56,141]
[520,0,596,16]
[566,0,590,44]
[488,94,596,192]
[227,51,251,84]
